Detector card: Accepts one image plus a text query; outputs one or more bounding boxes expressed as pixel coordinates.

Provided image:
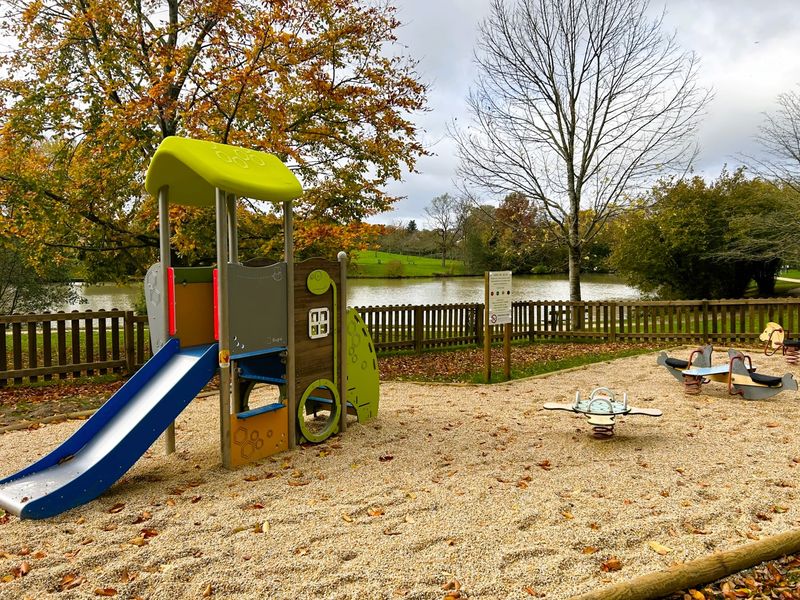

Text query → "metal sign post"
[484,271,513,382]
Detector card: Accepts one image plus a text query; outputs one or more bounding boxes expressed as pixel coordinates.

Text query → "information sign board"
[488,270,513,325]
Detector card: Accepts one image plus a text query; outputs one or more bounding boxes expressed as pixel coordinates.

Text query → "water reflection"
[347,274,639,307]
[56,274,639,313]
[59,282,141,313]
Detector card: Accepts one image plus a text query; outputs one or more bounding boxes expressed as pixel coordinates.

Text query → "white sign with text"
[488,270,513,325]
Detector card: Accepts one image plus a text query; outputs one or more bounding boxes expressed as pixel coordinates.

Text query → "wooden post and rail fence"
[2,298,799,386]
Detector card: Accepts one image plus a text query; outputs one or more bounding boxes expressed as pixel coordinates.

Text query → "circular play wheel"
[297,379,341,443]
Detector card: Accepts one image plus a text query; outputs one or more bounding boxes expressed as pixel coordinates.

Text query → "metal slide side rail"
[0,339,218,519]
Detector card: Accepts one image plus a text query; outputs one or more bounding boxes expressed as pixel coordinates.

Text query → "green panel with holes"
[345,308,379,421]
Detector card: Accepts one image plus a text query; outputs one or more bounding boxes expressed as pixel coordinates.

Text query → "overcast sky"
[372,0,800,226]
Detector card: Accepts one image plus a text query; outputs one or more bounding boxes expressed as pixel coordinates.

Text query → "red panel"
[167,267,176,336]
[213,268,219,341]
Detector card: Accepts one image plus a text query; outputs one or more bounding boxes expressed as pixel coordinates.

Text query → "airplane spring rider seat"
[760,322,800,365]
[656,345,714,394]
[543,388,662,438]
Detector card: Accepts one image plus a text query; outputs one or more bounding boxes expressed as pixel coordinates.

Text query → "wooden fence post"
[124,311,135,374]
[608,301,616,343]
[702,300,709,344]
[476,303,484,346]
[528,302,535,342]
[413,306,423,354]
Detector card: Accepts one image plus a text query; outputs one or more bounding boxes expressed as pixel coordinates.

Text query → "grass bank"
[350,250,467,278]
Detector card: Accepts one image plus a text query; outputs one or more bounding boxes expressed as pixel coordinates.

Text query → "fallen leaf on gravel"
[537,460,552,471]
[118,570,137,583]
[342,514,353,523]
[442,580,461,591]
[582,547,599,554]
[294,547,309,556]
[257,521,270,534]
[379,454,394,462]
[1,574,13,583]
[132,511,151,524]
[287,480,310,487]
[648,541,672,555]
[765,422,780,428]
[33,551,46,559]
[368,506,385,517]
[107,503,125,514]
[561,511,574,520]
[687,590,705,600]
[128,537,147,547]
[383,528,402,536]
[202,583,212,597]
[94,588,117,597]
[140,528,158,539]
[600,557,622,572]
[60,574,85,591]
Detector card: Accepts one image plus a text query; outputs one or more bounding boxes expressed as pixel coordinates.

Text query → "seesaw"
[659,347,797,400]
[656,344,714,384]
[543,387,662,438]
[760,322,800,365]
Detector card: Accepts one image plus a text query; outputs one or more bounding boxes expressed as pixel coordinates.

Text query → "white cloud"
[371,0,800,223]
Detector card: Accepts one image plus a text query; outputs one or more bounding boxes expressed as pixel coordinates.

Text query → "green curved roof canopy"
[144,137,303,207]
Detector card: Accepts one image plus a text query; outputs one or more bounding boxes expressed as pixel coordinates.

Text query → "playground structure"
[543,387,662,438]
[0,137,379,518]
[658,346,797,400]
[759,322,800,365]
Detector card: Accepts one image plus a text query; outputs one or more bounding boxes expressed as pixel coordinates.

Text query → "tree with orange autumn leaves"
[0,0,425,280]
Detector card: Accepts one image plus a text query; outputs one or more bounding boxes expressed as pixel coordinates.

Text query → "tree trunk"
[568,246,582,302]
[568,246,584,329]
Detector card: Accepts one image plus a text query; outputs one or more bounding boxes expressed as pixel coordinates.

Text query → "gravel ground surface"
[1,347,799,599]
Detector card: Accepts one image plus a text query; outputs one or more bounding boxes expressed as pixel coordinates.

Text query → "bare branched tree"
[451,0,710,301]
[425,193,469,267]
[749,88,800,193]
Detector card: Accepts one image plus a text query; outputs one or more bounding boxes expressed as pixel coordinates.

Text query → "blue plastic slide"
[0,339,217,519]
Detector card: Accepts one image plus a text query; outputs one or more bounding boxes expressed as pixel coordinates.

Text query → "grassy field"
[350,250,467,278]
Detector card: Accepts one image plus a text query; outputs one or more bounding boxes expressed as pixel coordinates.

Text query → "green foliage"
[0,240,83,314]
[461,194,567,274]
[384,260,405,278]
[611,169,790,299]
[0,0,428,281]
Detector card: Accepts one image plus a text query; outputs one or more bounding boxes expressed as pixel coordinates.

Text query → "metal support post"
[216,188,232,468]
[284,201,297,449]
[158,187,176,455]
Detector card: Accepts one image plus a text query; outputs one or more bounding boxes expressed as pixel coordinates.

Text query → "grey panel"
[144,262,167,352]
[228,262,288,355]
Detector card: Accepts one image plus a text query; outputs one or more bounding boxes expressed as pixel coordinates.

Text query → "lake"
[56,273,639,313]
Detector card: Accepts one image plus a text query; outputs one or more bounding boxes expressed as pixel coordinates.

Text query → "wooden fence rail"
[355,298,800,353]
[1,310,151,386]
[3,298,799,385]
